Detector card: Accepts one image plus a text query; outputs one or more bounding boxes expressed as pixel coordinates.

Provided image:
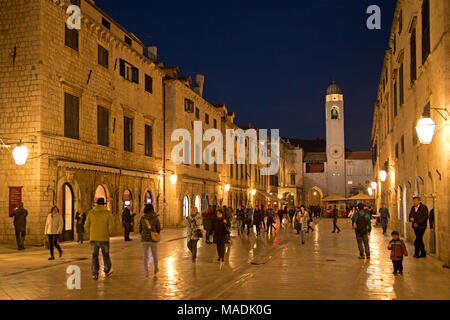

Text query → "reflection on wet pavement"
[0,218,448,300]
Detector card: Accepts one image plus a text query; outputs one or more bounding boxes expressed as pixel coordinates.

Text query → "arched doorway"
[145,191,154,205]
[62,183,74,242]
[307,187,323,207]
[183,196,190,217]
[283,192,294,209]
[194,195,201,213]
[94,185,109,209]
[123,189,133,210]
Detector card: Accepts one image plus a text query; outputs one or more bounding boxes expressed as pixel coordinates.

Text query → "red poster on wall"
[9,186,23,216]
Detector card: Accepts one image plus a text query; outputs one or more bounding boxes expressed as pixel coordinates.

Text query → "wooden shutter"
[124,116,133,152]
[119,59,125,77]
[98,45,109,68]
[145,125,153,156]
[132,67,139,83]
[97,106,109,147]
[64,93,79,139]
[64,24,78,51]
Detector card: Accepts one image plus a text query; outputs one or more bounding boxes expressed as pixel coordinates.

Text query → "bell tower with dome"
[325,82,346,197]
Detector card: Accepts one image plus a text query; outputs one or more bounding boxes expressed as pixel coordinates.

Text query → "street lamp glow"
[169,174,177,185]
[379,170,387,182]
[224,184,230,192]
[416,117,436,144]
[251,189,256,196]
[12,144,28,165]
[370,181,377,190]
[368,187,373,196]
[278,194,283,199]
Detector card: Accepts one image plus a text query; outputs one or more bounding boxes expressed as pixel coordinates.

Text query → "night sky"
[94,0,396,151]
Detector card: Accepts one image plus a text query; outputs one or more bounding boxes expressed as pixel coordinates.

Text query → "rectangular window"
[395,144,399,159]
[240,164,243,179]
[399,64,404,106]
[145,125,152,157]
[422,0,430,64]
[205,113,209,124]
[97,105,109,147]
[230,164,233,178]
[213,119,217,129]
[290,174,296,185]
[98,45,109,69]
[124,35,132,46]
[65,24,79,51]
[124,116,133,152]
[145,74,153,93]
[410,28,417,83]
[195,107,200,119]
[184,99,194,113]
[393,81,398,116]
[119,59,138,83]
[401,135,405,154]
[305,163,325,173]
[64,93,79,139]
[101,17,111,30]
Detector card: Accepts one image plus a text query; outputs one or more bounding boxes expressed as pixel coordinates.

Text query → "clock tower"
[325,82,346,197]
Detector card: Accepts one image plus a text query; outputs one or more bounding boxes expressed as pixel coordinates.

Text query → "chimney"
[144,46,157,62]
[194,74,204,97]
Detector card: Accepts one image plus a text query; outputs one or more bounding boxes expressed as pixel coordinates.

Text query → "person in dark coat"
[409,196,428,258]
[122,206,135,241]
[253,206,264,236]
[10,202,28,250]
[75,211,86,244]
[331,205,341,233]
[379,204,390,235]
[211,209,230,262]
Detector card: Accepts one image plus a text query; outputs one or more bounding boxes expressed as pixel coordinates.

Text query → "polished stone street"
[0,218,449,300]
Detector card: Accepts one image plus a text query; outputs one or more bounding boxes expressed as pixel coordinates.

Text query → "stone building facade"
[371,0,449,264]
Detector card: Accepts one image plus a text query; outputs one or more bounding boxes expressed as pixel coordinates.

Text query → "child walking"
[388,231,408,275]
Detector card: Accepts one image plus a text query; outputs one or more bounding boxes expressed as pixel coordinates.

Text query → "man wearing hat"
[85,198,114,280]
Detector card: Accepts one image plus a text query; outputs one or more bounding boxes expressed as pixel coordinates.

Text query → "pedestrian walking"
[294,208,302,234]
[139,203,161,277]
[211,209,230,263]
[408,196,428,258]
[379,204,390,235]
[266,208,276,234]
[352,203,372,259]
[186,207,202,262]
[202,206,214,243]
[299,210,308,244]
[289,208,295,224]
[236,206,245,235]
[44,206,63,260]
[306,208,314,233]
[388,231,408,275]
[278,208,284,226]
[223,205,232,244]
[245,206,253,235]
[122,206,135,241]
[75,211,86,243]
[331,205,341,233]
[10,202,28,250]
[85,198,113,280]
[253,206,264,236]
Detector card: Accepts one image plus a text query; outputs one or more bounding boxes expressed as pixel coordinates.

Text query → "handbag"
[144,218,160,242]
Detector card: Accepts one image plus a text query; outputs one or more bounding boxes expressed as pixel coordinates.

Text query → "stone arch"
[94,184,111,211]
[307,186,323,207]
[56,176,82,242]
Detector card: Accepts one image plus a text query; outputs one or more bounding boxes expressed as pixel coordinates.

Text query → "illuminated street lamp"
[367,187,373,196]
[416,117,436,145]
[278,194,283,199]
[379,170,387,182]
[370,181,377,190]
[12,143,29,165]
[224,184,230,192]
[251,189,256,196]
[169,174,177,185]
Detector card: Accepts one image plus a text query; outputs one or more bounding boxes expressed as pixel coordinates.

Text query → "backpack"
[356,212,368,234]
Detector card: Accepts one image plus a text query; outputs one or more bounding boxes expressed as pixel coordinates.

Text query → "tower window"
[331,106,339,119]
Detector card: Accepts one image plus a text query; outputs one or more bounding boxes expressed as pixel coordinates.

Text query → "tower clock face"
[329,145,343,159]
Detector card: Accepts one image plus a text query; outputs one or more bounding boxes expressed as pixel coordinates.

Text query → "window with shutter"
[97,106,109,147]
[410,29,417,83]
[64,93,79,139]
[124,35,132,46]
[399,64,404,106]
[145,125,153,157]
[393,81,398,116]
[422,0,430,64]
[98,45,109,69]
[101,17,111,30]
[124,116,133,152]
[195,107,200,119]
[119,59,125,77]
[205,113,209,124]
[65,24,79,51]
[132,67,139,84]
[145,74,152,93]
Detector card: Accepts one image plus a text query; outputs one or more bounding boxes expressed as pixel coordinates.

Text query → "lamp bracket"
[431,107,449,120]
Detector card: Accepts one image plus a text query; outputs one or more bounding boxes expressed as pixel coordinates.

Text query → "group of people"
[7,194,435,280]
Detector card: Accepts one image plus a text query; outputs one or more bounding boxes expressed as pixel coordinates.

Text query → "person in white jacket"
[298,206,309,245]
[44,206,63,260]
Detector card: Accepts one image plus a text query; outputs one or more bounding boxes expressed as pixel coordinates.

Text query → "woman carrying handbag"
[139,204,161,277]
[186,207,203,262]
[44,206,63,260]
